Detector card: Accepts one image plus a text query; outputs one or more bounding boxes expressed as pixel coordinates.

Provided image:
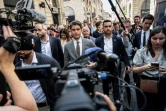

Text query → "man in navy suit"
[95,20,130,96]
[134,14,154,49]
[34,23,64,68]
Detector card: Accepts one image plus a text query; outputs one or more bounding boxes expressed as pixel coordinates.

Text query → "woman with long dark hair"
[59,28,71,52]
[133,26,166,111]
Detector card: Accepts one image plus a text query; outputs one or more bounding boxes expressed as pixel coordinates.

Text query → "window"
[154,1,166,27]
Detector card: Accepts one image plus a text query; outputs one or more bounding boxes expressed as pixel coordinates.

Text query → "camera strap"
[2,37,21,53]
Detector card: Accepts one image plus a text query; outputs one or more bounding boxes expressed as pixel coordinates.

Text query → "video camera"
[14,48,117,111]
[0,0,47,53]
[0,0,47,106]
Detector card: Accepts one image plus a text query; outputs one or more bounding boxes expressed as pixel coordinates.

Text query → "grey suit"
[64,38,96,67]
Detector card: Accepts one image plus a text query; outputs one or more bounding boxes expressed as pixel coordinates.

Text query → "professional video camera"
[0,0,47,106]
[0,0,47,53]
[14,48,117,111]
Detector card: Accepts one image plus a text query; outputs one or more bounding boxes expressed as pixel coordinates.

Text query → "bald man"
[82,26,96,43]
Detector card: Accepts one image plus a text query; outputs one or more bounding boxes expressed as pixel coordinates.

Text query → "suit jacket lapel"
[49,36,53,53]
[35,39,42,53]
[112,35,117,53]
[82,38,85,55]
[101,36,104,50]
[70,40,78,58]
[138,31,142,48]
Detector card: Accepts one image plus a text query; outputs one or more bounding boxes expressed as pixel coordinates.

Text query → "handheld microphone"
[97,52,119,62]
[17,8,47,23]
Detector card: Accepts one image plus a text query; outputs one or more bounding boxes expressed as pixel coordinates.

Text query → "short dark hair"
[122,19,131,24]
[103,20,112,25]
[113,22,119,26]
[70,20,82,29]
[95,21,102,27]
[142,14,154,22]
[134,15,140,19]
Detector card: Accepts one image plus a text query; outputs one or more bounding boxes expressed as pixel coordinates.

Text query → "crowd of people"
[0,13,166,111]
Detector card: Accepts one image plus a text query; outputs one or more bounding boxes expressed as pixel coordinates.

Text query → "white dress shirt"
[104,36,113,53]
[73,38,82,55]
[140,29,150,48]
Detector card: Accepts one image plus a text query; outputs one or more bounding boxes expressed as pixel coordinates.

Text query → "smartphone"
[151,62,159,67]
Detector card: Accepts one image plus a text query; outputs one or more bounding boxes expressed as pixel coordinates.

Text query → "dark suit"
[133,31,142,49]
[15,52,61,111]
[34,36,64,67]
[112,29,123,36]
[92,30,103,38]
[133,30,151,49]
[95,35,130,96]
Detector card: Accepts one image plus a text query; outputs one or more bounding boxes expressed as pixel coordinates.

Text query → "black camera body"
[54,63,99,97]
[54,68,110,111]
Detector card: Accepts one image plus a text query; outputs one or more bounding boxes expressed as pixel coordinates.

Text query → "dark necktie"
[76,41,80,56]
[143,32,146,47]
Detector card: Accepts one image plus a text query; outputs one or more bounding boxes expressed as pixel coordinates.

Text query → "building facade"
[116,0,154,23]
[0,0,65,26]
[63,0,104,24]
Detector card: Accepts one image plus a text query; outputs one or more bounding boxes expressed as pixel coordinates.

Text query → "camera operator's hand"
[0,26,37,111]
[0,91,12,106]
[95,92,116,111]
[0,26,16,73]
[3,26,17,39]
[86,61,96,69]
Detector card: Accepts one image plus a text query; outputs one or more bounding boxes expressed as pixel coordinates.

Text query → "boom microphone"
[17,8,47,23]
[85,47,119,62]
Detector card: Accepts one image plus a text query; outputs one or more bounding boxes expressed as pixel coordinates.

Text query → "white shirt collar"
[104,35,112,40]
[40,35,49,43]
[142,29,150,33]
[73,37,82,43]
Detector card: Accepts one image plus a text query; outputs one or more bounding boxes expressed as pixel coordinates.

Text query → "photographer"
[0,26,37,111]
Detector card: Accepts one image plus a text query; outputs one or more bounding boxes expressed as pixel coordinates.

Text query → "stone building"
[116,0,153,23]
[0,0,65,26]
[63,0,103,24]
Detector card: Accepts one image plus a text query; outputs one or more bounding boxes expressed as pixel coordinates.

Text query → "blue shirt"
[40,36,52,58]
[22,52,47,103]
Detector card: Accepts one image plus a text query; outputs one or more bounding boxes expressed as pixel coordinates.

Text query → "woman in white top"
[133,26,166,111]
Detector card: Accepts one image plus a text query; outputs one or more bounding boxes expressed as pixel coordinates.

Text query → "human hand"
[0,91,12,106]
[86,61,96,69]
[122,29,129,37]
[3,26,17,39]
[0,26,16,73]
[159,66,166,74]
[145,64,158,71]
[95,92,116,111]
[125,66,131,74]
